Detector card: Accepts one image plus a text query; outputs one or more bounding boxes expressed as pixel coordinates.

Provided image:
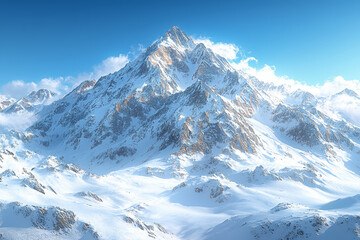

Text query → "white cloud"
[252,65,360,98]
[38,77,69,93]
[2,80,37,99]
[325,94,360,125]
[231,55,360,98]
[254,65,300,88]
[194,38,360,99]
[231,57,258,75]
[232,60,305,93]
[0,111,37,133]
[93,54,129,80]
[309,76,360,97]
[1,54,129,99]
[2,77,70,99]
[71,54,129,88]
[194,38,240,60]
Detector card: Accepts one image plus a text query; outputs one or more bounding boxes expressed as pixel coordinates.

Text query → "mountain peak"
[28,88,55,96]
[160,26,195,49]
[26,88,56,103]
[336,88,358,97]
[168,25,182,34]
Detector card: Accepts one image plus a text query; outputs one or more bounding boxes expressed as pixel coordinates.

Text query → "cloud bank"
[229,51,360,98]
[194,38,240,60]
[1,54,129,99]
[0,111,37,133]
[73,54,129,87]
[2,77,71,99]
[194,37,360,99]
[324,94,360,126]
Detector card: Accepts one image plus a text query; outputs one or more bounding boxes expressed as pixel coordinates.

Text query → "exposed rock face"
[21,169,47,194]
[272,104,358,153]
[76,191,103,202]
[0,202,99,239]
[122,214,176,239]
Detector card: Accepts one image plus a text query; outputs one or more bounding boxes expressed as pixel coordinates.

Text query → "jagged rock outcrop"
[0,202,99,239]
[272,103,357,153]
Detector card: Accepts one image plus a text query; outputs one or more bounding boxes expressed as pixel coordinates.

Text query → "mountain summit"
[160,26,195,49]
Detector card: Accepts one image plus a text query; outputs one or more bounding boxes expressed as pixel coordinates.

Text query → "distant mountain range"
[0,88,56,114]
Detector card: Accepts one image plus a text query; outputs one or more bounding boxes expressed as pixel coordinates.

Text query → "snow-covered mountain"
[1,89,56,114]
[29,26,262,170]
[0,95,16,111]
[0,26,360,239]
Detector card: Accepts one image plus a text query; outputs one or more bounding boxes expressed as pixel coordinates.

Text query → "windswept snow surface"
[0,26,360,239]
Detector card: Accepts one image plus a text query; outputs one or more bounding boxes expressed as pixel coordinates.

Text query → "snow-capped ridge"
[334,88,359,98]
[1,88,57,114]
[160,26,195,50]
[27,89,56,103]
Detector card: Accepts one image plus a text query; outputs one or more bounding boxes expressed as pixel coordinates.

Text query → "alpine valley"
[0,26,360,239]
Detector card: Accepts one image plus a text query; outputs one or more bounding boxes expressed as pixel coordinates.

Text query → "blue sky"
[1,0,360,97]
